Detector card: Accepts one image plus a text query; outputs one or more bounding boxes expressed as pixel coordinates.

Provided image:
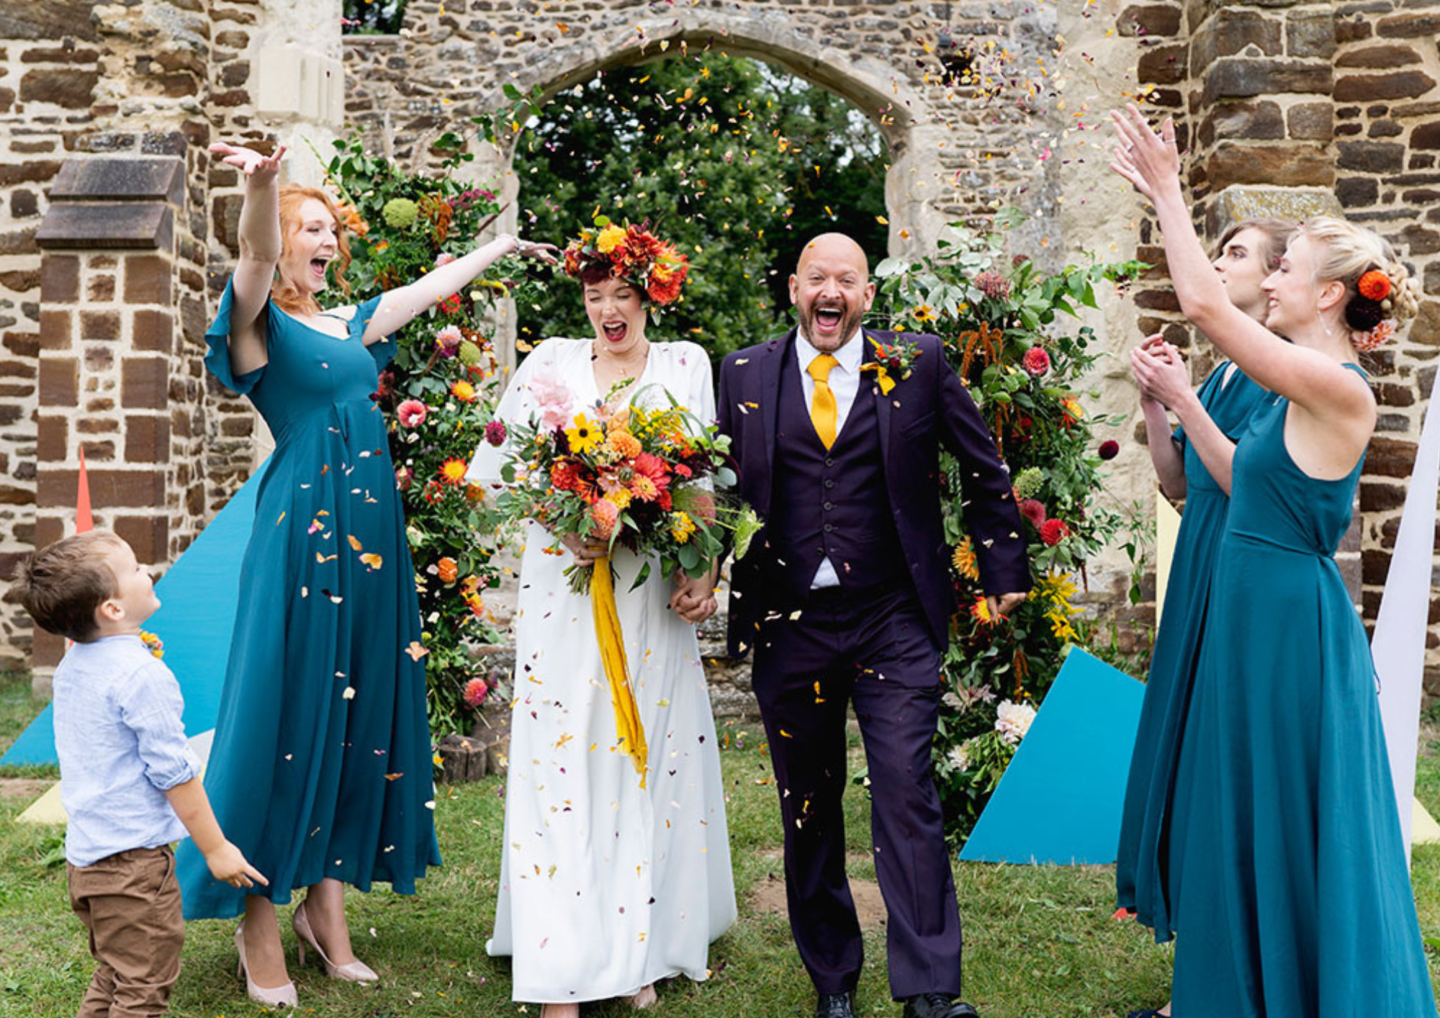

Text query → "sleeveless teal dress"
[177,281,441,919]
[1116,363,1266,937]
[1167,367,1437,1016]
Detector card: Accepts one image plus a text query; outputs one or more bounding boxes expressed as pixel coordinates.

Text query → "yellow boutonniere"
[860,336,922,395]
[139,630,164,659]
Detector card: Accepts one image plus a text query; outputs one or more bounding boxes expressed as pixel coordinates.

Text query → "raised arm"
[209,142,288,377]
[1110,107,1368,421]
[361,234,557,346]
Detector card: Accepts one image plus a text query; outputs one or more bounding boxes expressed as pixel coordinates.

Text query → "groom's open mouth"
[601,320,628,343]
[812,304,844,337]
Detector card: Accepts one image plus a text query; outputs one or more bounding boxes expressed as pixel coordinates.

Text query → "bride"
[466,221,737,1015]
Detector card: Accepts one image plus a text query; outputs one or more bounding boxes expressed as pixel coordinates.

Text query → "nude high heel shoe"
[235,921,298,1007]
[292,899,379,983]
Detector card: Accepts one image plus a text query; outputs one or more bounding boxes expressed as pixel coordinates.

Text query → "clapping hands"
[1131,334,1192,410]
[209,141,287,185]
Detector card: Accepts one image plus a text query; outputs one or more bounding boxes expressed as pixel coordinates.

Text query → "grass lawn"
[1,669,1437,1017]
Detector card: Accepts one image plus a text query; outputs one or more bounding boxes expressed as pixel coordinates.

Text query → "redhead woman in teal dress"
[176,142,552,1007]
[1114,219,1292,1018]
[1113,106,1437,1017]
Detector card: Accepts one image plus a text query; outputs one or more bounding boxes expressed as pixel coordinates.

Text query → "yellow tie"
[808,354,839,450]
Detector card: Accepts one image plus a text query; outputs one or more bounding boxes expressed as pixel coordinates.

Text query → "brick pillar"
[31,158,188,683]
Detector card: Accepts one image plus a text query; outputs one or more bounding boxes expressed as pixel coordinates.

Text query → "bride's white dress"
[467,337,736,1004]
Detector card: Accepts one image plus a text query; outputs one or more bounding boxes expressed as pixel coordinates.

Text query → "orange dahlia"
[1357,269,1391,301]
[436,557,459,584]
[439,458,468,485]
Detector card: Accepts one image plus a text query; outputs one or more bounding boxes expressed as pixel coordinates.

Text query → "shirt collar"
[795,327,866,374]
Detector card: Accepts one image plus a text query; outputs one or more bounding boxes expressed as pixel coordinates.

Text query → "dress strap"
[1341,361,1369,381]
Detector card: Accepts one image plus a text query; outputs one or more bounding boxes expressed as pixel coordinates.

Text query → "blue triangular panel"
[959,648,1145,865]
[0,460,266,766]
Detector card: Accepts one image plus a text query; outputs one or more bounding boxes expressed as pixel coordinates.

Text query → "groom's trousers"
[750,584,964,1001]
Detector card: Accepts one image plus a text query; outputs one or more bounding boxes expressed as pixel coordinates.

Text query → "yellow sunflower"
[951,537,979,581]
[565,414,603,454]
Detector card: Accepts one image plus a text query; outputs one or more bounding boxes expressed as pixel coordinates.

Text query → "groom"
[712,234,1029,1018]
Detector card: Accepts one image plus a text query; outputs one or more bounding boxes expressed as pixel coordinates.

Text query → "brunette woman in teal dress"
[1116,222,1292,960]
[176,142,552,1007]
[1113,106,1437,1017]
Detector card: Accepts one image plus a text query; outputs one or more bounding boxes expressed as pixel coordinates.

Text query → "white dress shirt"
[794,328,865,589]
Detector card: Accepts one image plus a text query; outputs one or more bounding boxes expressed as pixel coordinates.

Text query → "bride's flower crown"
[563,217,690,306]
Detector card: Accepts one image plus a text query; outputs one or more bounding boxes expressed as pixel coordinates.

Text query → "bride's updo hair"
[1298,216,1420,350]
[272,184,353,316]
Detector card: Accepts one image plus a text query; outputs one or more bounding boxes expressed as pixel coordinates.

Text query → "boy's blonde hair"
[11,531,128,642]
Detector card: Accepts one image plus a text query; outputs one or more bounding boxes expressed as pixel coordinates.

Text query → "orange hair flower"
[1357,270,1391,301]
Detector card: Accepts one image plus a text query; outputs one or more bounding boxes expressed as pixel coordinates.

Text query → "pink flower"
[528,372,574,431]
[485,419,507,447]
[395,466,413,491]
[397,399,428,429]
[589,498,620,540]
[976,270,1012,300]
[435,324,463,358]
[1022,347,1050,378]
[688,489,717,524]
[463,677,489,708]
[435,252,456,268]
[1098,439,1120,460]
[1019,499,1047,527]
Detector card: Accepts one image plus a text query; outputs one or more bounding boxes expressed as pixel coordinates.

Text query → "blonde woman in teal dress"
[1114,219,1292,1018]
[1113,105,1437,1017]
[177,141,553,1007]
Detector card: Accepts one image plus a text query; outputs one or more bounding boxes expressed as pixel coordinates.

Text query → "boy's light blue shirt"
[53,634,200,867]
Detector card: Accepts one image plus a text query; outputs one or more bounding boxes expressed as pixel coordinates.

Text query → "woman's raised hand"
[498,233,561,266]
[209,142,287,184]
[1109,103,1179,201]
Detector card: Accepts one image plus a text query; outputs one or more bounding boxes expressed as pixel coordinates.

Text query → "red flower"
[438,293,462,315]
[630,452,671,499]
[1357,269,1391,301]
[1098,439,1120,460]
[1022,347,1050,377]
[550,461,582,492]
[1040,519,1070,546]
[1019,499,1047,528]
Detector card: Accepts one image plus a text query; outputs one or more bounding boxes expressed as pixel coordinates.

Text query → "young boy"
[12,530,266,1017]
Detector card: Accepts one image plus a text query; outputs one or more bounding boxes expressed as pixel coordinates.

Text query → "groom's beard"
[797,300,864,352]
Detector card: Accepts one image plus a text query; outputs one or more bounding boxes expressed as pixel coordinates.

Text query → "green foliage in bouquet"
[320,135,532,736]
[870,209,1150,845]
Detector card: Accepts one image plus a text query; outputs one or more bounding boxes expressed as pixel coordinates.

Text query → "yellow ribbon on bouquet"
[590,556,648,788]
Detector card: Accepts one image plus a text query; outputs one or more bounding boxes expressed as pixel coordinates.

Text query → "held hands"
[1130,335,1192,410]
[669,568,718,626]
[209,142,287,185]
[1109,103,1179,201]
[205,839,269,890]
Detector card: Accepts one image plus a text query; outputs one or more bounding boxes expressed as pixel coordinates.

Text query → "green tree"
[513,55,887,361]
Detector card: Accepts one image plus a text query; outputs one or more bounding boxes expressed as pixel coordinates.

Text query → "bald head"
[796,233,870,281]
[790,232,876,353]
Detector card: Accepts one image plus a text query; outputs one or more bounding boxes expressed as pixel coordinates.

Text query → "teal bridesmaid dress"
[1167,367,1437,1016]
[1116,362,1266,938]
[177,281,440,919]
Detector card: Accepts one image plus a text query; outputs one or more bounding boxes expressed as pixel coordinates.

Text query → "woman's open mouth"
[602,320,628,343]
[310,257,330,281]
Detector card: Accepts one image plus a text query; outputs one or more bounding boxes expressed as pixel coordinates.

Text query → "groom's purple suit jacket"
[716,327,1031,658]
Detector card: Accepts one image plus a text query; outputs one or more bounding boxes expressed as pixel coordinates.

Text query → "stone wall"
[0,0,341,672]
[1129,0,1440,697]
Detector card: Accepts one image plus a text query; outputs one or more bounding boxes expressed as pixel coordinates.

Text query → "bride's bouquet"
[493,384,761,593]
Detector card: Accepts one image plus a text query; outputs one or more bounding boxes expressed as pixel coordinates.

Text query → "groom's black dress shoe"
[815,991,858,1018]
[902,993,980,1018]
